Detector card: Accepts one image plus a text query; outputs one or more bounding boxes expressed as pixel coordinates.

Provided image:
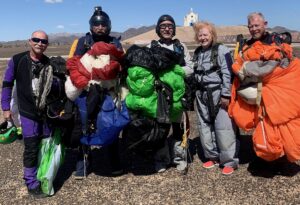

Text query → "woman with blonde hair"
[192,21,239,175]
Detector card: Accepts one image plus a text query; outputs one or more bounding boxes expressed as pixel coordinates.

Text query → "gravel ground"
[0,112,300,205]
[1,49,300,204]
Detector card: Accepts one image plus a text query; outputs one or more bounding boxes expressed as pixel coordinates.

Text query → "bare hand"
[220,97,230,110]
[3,110,12,121]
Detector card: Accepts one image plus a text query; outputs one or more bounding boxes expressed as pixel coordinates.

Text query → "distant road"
[0,43,300,61]
[0,55,69,61]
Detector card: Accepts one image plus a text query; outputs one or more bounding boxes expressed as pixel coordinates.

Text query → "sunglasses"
[31,37,48,45]
[159,24,174,30]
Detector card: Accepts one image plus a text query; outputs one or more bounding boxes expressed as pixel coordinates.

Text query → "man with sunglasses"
[148,14,193,173]
[68,6,123,179]
[1,30,51,197]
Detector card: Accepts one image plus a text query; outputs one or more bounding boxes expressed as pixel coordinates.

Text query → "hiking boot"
[111,168,124,176]
[28,185,47,198]
[74,156,90,180]
[175,160,187,171]
[111,161,124,176]
[222,166,235,175]
[202,161,219,169]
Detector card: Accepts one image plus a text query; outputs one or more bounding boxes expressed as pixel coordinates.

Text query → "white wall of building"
[184,8,199,26]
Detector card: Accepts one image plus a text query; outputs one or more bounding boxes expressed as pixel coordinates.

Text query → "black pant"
[172,122,184,141]
[77,139,121,170]
[23,137,42,168]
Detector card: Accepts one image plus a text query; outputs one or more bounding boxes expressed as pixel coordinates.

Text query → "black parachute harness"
[193,43,222,123]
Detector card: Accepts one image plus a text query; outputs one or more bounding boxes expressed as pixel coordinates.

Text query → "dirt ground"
[0,114,300,205]
[0,46,300,204]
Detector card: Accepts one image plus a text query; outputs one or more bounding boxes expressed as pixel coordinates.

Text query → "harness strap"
[68,39,78,58]
[256,81,263,106]
[198,83,221,90]
[193,43,221,77]
[194,68,220,76]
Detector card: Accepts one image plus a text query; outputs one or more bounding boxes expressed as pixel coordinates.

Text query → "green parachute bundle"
[125,65,185,121]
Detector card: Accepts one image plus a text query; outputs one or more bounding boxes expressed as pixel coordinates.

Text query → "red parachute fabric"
[66,42,124,89]
[66,56,90,89]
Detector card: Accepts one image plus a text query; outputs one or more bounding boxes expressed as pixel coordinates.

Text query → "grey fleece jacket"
[194,44,233,97]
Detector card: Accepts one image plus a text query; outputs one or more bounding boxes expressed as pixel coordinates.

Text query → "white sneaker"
[155,162,167,173]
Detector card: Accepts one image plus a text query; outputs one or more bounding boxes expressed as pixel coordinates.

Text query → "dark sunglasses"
[92,22,108,28]
[159,24,174,30]
[31,37,48,44]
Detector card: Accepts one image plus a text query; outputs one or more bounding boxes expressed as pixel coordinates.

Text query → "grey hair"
[31,30,48,39]
[247,12,265,23]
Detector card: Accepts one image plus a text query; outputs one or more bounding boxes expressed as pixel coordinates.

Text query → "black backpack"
[46,56,82,148]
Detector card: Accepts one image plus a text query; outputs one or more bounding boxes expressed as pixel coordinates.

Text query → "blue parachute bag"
[76,94,130,146]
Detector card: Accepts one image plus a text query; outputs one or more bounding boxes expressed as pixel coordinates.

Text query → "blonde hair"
[193,21,217,45]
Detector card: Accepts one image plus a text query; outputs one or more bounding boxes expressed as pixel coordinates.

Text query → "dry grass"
[0,45,71,58]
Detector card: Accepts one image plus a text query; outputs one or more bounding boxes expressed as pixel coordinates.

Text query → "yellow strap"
[180,129,189,149]
[233,42,240,60]
[68,39,79,58]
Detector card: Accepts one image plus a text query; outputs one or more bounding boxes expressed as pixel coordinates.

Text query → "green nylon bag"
[159,65,185,102]
[125,92,158,118]
[126,66,155,97]
[125,65,185,120]
[37,128,65,196]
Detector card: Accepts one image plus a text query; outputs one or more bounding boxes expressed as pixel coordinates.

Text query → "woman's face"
[197,27,213,49]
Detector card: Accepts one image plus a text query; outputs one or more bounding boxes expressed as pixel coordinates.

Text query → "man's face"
[29,31,48,55]
[248,15,267,40]
[92,23,108,36]
[159,20,175,40]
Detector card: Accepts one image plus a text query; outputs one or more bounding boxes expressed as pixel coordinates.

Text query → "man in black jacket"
[1,30,51,197]
[68,6,123,179]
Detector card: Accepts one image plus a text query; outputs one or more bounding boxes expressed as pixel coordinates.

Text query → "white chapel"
[184,8,199,26]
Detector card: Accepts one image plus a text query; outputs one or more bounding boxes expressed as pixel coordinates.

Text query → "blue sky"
[1,0,300,41]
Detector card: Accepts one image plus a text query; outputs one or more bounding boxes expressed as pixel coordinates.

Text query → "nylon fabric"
[76,95,130,146]
[229,39,300,162]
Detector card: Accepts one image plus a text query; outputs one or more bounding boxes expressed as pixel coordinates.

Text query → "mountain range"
[0,25,298,46]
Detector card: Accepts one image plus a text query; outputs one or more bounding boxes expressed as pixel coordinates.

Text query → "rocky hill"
[0,25,156,47]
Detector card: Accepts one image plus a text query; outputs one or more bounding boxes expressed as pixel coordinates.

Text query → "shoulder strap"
[84,32,93,52]
[150,40,160,48]
[234,34,246,60]
[110,36,123,50]
[68,39,78,58]
[192,46,202,62]
[172,39,184,54]
[210,43,220,70]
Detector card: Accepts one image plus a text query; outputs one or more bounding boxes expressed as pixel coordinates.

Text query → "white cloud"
[56,25,65,29]
[44,0,63,3]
